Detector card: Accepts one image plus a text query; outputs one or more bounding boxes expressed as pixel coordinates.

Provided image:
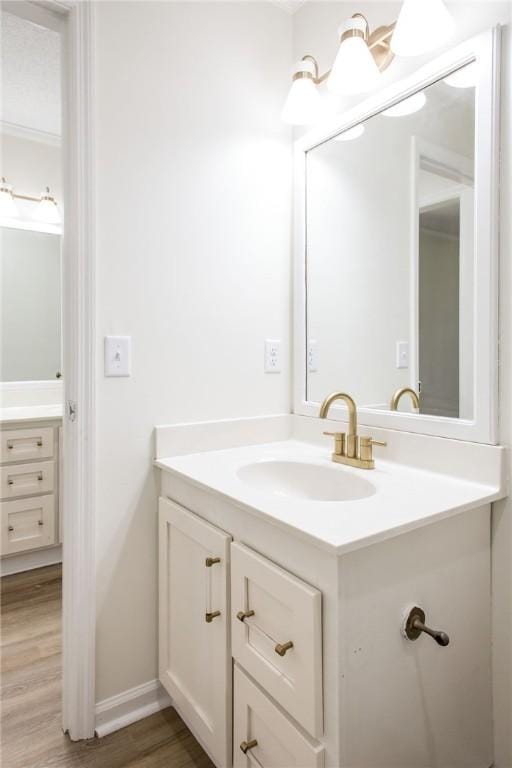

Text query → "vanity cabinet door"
[158,497,232,768]
[231,542,323,738]
[233,665,324,768]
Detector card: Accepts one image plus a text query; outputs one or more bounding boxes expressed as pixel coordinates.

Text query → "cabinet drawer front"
[1,428,54,463]
[0,461,54,499]
[159,497,232,768]
[1,495,56,555]
[231,542,323,738]
[233,665,324,768]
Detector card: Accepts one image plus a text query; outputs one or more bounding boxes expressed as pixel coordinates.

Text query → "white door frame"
[4,0,97,739]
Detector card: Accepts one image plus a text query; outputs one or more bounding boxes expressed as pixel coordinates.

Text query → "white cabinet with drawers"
[158,470,492,768]
[1,418,61,561]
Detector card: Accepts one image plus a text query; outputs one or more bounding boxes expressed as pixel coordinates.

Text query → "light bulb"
[382,91,426,117]
[282,59,323,126]
[335,124,365,141]
[0,179,19,218]
[391,0,455,57]
[443,62,477,88]
[36,188,61,224]
[328,17,381,96]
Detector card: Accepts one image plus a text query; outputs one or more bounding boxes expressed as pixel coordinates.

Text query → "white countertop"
[156,439,504,554]
[0,404,63,424]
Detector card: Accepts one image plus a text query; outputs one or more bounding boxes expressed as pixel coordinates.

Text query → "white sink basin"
[236,460,376,502]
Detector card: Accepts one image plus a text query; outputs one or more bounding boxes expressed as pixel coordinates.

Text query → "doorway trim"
[60,0,96,740]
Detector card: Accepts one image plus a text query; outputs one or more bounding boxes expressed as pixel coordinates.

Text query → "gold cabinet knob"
[205,556,221,567]
[240,739,258,754]
[237,609,255,623]
[205,610,221,623]
[274,640,294,657]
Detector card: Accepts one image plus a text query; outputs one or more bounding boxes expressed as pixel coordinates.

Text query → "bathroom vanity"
[0,407,62,570]
[155,415,504,768]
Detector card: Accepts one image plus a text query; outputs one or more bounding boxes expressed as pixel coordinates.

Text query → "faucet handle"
[323,431,345,456]
[359,436,387,462]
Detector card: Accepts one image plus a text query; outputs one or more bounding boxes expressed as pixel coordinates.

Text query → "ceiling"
[1,11,61,137]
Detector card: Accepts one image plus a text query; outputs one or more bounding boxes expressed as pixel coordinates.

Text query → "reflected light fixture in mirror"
[281,0,455,125]
[382,91,426,117]
[444,61,477,88]
[391,0,456,57]
[328,16,381,96]
[282,58,324,126]
[0,178,19,218]
[335,124,365,141]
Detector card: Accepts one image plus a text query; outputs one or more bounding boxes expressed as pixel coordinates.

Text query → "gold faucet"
[390,387,420,412]
[319,391,386,470]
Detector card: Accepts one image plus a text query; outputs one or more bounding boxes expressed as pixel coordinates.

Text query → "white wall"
[293,3,511,765]
[94,1,292,702]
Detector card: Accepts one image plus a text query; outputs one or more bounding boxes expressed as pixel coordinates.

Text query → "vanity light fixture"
[327,15,383,96]
[335,124,365,141]
[282,0,455,125]
[0,178,61,224]
[382,91,426,117]
[391,0,456,58]
[0,178,19,218]
[282,57,325,125]
[35,187,61,225]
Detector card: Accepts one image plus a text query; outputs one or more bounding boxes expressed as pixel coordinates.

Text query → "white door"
[158,497,232,768]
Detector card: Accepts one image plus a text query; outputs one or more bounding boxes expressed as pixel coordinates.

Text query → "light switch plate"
[396,341,409,369]
[104,336,131,377]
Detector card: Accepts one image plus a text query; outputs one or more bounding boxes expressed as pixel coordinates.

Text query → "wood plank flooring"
[1,564,214,768]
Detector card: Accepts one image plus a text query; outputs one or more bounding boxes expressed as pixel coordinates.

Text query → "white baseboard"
[95,679,172,738]
[1,545,62,577]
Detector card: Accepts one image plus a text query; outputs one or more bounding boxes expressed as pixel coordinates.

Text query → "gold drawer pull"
[205,556,221,567]
[8,525,14,532]
[205,610,221,623]
[275,641,294,657]
[240,739,258,754]
[237,609,255,623]
[38,473,43,481]
[6,439,43,449]
[38,520,44,527]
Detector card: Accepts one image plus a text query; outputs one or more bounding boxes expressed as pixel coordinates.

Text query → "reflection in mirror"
[306,62,475,420]
[1,226,62,382]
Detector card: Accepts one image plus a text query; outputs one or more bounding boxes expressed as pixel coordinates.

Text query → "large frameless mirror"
[294,30,499,443]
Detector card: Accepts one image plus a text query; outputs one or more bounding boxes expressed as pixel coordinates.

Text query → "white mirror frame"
[293,27,500,444]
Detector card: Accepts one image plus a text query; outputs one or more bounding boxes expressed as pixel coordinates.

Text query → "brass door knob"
[240,739,258,754]
[274,641,294,657]
[237,609,255,623]
[404,606,450,647]
[205,610,221,623]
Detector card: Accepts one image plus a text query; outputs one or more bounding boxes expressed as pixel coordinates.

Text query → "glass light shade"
[36,194,61,224]
[0,185,19,218]
[391,0,455,57]
[335,124,365,141]
[443,62,477,88]
[282,68,322,126]
[328,18,381,96]
[382,91,426,117]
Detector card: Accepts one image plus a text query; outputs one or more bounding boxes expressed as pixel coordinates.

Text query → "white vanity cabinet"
[0,418,61,559]
[158,469,493,768]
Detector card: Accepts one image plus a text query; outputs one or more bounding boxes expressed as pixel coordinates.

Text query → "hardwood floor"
[1,565,214,768]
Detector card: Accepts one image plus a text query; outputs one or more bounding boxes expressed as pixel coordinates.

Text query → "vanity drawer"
[1,495,56,555]
[0,427,54,464]
[0,461,54,499]
[233,665,324,768]
[231,542,323,738]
